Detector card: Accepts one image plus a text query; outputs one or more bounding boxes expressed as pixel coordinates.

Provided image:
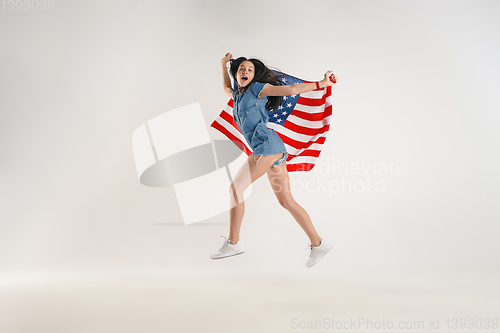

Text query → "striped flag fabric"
[210,65,333,172]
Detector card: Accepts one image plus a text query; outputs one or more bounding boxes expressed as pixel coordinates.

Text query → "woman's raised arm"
[221,53,234,97]
[259,71,338,98]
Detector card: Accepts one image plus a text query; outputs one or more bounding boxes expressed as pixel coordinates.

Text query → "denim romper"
[232,81,289,168]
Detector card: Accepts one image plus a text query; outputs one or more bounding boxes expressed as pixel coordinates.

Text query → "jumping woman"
[210,53,338,268]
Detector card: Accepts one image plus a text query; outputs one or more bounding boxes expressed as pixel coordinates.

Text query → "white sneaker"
[305,239,332,268]
[210,235,245,259]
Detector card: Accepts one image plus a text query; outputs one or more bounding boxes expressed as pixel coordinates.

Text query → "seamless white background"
[1,1,499,332]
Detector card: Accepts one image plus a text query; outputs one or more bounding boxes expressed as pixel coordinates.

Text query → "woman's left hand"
[322,71,338,87]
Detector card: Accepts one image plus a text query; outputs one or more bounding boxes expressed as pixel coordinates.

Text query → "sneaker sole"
[306,244,332,268]
[210,251,245,260]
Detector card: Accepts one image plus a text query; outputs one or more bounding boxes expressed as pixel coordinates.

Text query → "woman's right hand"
[221,52,233,65]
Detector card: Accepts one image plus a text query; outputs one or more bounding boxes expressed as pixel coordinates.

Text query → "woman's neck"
[238,82,252,94]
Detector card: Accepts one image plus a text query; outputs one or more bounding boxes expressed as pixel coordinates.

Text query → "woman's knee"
[277,196,295,210]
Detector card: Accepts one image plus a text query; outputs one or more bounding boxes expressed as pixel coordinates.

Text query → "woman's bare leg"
[228,153,284,245]
[266,161,322,247]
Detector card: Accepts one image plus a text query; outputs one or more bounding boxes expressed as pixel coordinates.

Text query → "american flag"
[210,65,333,172]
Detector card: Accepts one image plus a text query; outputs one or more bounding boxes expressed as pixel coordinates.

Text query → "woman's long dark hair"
[230,57,285,112]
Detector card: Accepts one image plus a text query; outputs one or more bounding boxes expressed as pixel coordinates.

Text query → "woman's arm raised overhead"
[221,53,234,98]
[259,71,338,98]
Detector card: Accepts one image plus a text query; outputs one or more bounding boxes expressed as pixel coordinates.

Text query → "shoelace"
[304,243,314,256]
[218,235,230,250]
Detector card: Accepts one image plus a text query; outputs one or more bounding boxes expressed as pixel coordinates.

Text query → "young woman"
[210,53,338,268]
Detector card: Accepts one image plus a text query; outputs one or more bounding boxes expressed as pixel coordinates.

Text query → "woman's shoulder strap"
[249,81,267,98]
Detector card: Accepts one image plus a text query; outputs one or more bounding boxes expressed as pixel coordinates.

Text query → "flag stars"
[283,96,287,101]
[273,113,279,118]
[287,103,292,108]
[291,95,297,98]
[282,111,287,115]
[281,77,287,83]
[276,118,283,123]
[278,105,283,110]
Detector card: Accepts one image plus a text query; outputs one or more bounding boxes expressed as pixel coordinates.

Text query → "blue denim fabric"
[232,82,289,168]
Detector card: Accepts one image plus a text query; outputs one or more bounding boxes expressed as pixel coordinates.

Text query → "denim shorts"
[271,151,289,167]
[249,126,289,168]
[252,150,289,168]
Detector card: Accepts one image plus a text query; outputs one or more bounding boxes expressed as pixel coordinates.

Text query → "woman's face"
[236,60,255,87]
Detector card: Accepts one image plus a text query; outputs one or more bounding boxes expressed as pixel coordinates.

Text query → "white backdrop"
[1,0,499,332]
